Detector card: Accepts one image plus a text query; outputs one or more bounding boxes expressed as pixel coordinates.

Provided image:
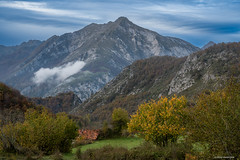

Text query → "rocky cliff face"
[168,42,240,97]
[0,17,199,101]
[72,42,240,122]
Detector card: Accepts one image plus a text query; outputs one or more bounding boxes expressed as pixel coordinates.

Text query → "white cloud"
[33,60,85,84]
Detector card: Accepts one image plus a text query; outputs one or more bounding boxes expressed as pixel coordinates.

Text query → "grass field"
[62,137,144,159]
[41,137,144,160]
[76,137,144,152]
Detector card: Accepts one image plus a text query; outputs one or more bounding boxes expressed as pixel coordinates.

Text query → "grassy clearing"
[75,137,144,153]
[61,137,144,160]
[54,137,144,160]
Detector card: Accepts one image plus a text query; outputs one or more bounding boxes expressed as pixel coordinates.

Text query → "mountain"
[0,17,199,101]
[168,42,239,96]
[72,56,186,123]
[201,41,216,50]
[71,42,240,124]
[30,92,82,113]
[0,40,42,80]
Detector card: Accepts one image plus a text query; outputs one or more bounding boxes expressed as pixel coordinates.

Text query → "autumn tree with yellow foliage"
[128,95,187,146]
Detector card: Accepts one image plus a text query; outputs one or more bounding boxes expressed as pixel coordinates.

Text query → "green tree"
[185,80,240,158]
[128,96,187,146]
[112,108,129,135]
[0,108,78,155]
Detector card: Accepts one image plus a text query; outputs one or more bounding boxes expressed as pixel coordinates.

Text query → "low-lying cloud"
[33,60,85,84]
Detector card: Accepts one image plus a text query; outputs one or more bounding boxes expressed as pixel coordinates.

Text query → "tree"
[128,95,187,146]
[0,108,78,155]
[112,108,129,135]
[185,80,240,158]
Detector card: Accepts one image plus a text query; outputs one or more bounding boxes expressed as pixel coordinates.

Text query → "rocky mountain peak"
[114,16,132,25]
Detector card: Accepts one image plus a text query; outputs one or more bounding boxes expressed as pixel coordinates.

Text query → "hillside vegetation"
[30,92,82,113]
[0,82,36,125]
[73,42,240,124]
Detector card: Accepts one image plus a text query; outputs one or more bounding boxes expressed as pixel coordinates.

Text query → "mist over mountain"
[0,17,199,101]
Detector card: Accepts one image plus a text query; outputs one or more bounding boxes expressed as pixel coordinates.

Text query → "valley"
[0,13,239,159]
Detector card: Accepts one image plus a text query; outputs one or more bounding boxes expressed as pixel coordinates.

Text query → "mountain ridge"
[0,17,199,101]
[71,42,240,124]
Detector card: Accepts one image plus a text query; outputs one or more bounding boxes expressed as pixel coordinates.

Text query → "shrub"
[75,147,82,160]
[112,108,129,136]
[81,145,128,160]
[160,143,190,160]
[79,141,189,160]
[127,142,160,160]
[51,150,63,160]
[97,128,113,140]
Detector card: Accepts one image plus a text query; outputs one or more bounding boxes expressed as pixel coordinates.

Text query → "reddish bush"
[78,129,100,141]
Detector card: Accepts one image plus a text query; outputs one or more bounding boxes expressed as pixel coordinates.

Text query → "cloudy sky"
[0,0,239,47]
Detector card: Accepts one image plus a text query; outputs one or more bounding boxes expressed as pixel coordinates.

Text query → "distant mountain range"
[0,17,199,101]
[71,42,240,123]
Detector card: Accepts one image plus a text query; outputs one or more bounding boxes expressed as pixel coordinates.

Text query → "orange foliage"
[78,129,100,141]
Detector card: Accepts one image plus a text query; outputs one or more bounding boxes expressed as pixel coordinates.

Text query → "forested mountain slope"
[72,42,240,123]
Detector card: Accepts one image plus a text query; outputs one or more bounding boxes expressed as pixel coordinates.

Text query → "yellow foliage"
[128,95,187,146]
[0,108,78,155]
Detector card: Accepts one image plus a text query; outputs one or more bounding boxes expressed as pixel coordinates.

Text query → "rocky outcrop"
[168,42,239,96]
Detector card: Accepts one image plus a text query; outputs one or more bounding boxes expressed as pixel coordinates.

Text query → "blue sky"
[0,0,239,47]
